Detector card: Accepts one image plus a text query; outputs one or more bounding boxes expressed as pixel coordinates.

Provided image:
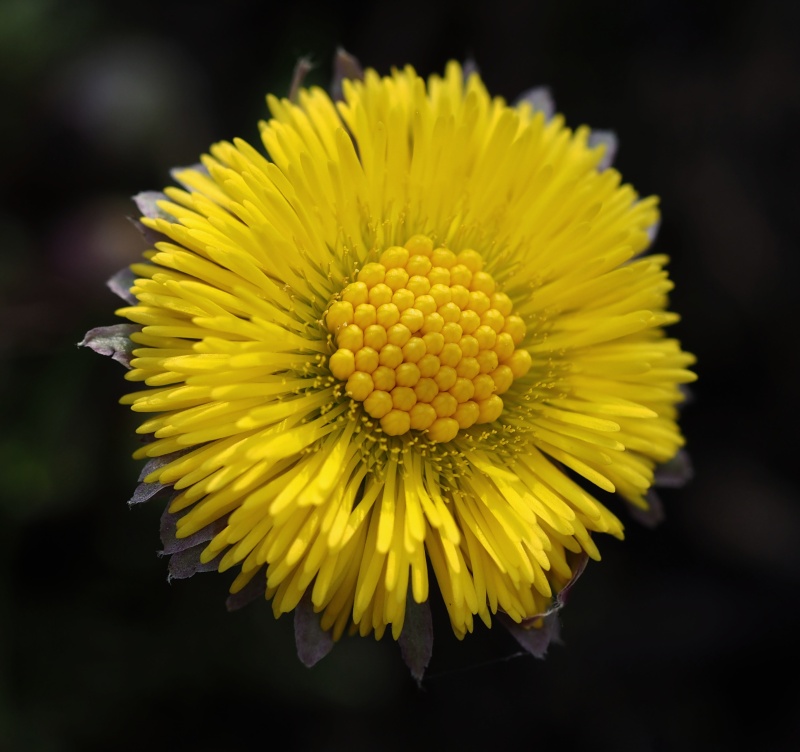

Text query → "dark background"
[2,0,798,749]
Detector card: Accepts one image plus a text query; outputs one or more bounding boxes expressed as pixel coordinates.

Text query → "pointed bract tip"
[514,86,556,121]
[399,599,433,685]
[78,324,140,368]
[133,191,170,220]
[588,129,618,171]
[166,547,222,581]
[331,47,364,101]
[627,490,666,528]
[655,450,694,489]
[289,55,315,103]
[107,268,137,305]
[226,574,266,612]
[294,595,335,667]
[462,57,480,81]
[501,613,562,659]
[500,551,589,657]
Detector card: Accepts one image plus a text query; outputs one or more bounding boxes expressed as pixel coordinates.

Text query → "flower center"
[325,235,531,442]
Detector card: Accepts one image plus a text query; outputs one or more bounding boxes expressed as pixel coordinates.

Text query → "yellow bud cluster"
[326,235,531,442]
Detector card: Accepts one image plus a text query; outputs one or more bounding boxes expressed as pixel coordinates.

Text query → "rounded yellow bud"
[395,362,421,387]
[459,309,481,334]
[432,392,457,417]
[372,365,396,391]
[428,417,459,443]
[400,307,425,333]
[376,303,400,328]
[363,324,388,350]
[357,262,386,287]
[441,321,463,343]
[503,315,527,345]
[379,344,404,369]
[326,301,354,333]
[337,324,364,351]
[407,255,432,276]
[392,288,415,312]
[384,267,410,291]
[401,337,426,363]
[414,378,438,403]
[439,343,462,368]
[414,294,437,316]
[434,366,457,391]
[342,281,369,306]
[507,349,532,378]
[387,323,411,347]
[353,303,377,329]
[471,271,496,296]
[457,248,483,273]
[439,303,462,324]
[422,332,444,355]
[429,283,452,307]
[364,390,393,418]
[421,312,444,334]
[493,332,515,362]
[450,265,472,288]
[417,354,440,377]
[476,350,499,374]
[381,410,411,436]
[454,401,480,429]
[450,284,470,309]
[368,283,393,307]
[490,291,513,316]
[476,395,503,423]
[450,378,475,403]
[346,372,374,401]
[354,346,380,374]
[329,349,355,380]
[409,403,437,430]
[431,247,456,268]
[490,365,514,395]
[404,234,434,257]
[407,275,431,296]
[459,335,479,358]
[472,374,495,400]
[455,356,480,380]
[380,245,410,269]
[474,324,497,350]
[481,308,505,333]
[467,290,491,315]
[391,386,417,411]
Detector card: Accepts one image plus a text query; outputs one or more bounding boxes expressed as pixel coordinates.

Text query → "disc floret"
[326,235,532,442]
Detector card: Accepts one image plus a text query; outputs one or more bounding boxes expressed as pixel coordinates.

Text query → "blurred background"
[1,0,798,749]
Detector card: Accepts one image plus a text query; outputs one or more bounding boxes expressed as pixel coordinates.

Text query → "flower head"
[84,52,695,673]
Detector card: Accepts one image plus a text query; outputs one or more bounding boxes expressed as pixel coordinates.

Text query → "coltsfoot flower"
[83,51,695,676]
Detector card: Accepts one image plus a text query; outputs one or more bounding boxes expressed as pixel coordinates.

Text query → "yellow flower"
[99,54,695,666]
